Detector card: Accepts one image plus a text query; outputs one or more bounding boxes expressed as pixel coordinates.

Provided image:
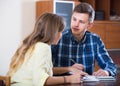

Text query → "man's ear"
[87,22,94,30]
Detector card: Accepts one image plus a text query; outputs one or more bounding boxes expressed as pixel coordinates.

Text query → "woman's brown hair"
[7,12,65,76]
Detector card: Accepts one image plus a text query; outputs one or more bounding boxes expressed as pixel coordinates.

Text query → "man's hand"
[93,69,109,76]
[72,63,84,71]
[69,63,88,76]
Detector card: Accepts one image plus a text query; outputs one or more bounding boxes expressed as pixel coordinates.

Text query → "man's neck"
[74,31,86,42]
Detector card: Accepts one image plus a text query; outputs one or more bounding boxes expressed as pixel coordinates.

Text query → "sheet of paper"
[96,76,116,81]
[83,76,116,82]
[83,76,99,82]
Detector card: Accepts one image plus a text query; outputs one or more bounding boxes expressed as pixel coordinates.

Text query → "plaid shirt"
[51,29,117,76]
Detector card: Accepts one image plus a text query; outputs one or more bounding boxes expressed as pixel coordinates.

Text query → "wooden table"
[52,73,120,86]
[1,74,119,86]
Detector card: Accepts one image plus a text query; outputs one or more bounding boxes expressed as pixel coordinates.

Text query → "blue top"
[51,29,117,76]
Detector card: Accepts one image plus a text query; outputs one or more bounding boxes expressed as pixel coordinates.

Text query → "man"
[51,2,117,76]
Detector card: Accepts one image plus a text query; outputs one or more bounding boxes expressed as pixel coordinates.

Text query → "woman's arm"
[45,73,84,85]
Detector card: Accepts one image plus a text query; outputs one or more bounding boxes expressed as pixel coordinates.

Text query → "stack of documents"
[83,76,116,82]
[96,76,116,81]
[83,76,99,82]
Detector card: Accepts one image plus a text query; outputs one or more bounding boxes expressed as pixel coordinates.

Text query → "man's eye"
[73,18,76,21]
[79,20,85,24]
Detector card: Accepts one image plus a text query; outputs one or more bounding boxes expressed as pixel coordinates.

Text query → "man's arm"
[94,36,117,76]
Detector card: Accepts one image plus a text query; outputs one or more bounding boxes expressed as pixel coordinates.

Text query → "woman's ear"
[87,22,94,30]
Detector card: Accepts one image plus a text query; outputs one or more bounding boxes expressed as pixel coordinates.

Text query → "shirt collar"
[69,29,87,44]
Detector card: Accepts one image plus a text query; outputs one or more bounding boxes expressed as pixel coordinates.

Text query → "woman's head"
[30,12,65,45]
[7,13,65,76]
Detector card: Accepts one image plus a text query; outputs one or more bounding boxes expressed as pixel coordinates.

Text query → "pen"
[70,59,76,63]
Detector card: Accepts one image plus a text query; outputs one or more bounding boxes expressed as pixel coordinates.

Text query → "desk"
[52,73,120,86]
[0,74,119,86]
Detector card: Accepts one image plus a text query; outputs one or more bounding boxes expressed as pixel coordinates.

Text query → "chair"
[0,76,10,86]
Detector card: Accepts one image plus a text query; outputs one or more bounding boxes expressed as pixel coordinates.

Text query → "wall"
[0,0,36,75]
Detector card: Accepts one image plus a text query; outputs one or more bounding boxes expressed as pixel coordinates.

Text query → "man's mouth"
[73,27,79,31]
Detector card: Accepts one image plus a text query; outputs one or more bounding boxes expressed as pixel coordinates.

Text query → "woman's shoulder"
[34,42,50,51]
[35,42,49,47]
[27,42,51,57]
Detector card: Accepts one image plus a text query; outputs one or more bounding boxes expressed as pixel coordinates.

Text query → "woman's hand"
[65,71,87,83]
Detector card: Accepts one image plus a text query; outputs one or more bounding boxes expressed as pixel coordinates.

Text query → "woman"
[7,12,85,86]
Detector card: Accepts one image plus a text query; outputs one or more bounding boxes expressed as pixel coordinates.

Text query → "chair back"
[0,76,10,86]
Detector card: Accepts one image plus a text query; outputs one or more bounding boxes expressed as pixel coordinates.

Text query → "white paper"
[83,76,99,82]
[96,76,116,81]
[83,76,116,82]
